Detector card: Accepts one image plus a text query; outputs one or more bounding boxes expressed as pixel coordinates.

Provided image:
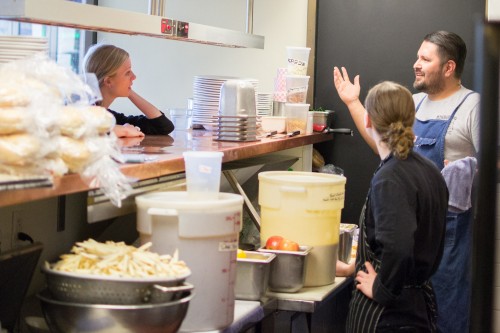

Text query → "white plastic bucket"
[258,171,346,287]
[136,191,243,332]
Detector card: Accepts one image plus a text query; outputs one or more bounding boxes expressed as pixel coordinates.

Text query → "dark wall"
[313,0,485,225]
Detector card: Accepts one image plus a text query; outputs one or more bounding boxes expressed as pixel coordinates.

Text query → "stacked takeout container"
[214,79,259,141]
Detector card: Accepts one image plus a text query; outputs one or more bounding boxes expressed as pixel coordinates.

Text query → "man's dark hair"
[424,31,467,79]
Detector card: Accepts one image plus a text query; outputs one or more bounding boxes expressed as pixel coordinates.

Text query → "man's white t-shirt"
[413,86,480,163]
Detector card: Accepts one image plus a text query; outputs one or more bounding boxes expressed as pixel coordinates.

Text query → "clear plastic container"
[285,103,310,134]
[285,75,309,103]
[286,46,311,75]
[182,151,223,199]
[169,108,192,131]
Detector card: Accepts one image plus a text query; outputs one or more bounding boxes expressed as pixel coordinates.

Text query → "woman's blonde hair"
[83,44,129,88]
[364,81,415,160]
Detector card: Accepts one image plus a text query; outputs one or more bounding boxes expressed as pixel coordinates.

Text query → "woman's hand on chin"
[113,124,145,138]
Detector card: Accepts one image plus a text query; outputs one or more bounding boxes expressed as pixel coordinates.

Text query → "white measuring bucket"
[136,191,243,332]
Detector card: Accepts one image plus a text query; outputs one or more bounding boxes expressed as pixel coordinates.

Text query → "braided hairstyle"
[364,81,415,160]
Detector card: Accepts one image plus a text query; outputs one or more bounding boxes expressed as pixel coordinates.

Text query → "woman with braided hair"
[345,81,448,332]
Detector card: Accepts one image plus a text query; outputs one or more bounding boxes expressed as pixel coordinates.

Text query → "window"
[0,0,95,73]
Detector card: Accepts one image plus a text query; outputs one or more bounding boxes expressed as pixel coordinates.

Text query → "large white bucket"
[258,171,346,287]
[136,192,243,332]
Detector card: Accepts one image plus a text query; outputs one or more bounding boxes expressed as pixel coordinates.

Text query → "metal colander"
[42,265,193,305]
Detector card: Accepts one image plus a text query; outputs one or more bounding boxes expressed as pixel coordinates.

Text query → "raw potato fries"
[49,239,190,278]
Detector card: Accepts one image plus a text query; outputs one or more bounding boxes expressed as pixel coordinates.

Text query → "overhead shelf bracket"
[0,0,265,49]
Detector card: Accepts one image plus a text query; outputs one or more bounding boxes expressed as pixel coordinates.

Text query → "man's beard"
[413,69,446,95]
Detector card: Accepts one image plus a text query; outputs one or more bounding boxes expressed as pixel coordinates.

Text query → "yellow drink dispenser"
[258,171,346,287]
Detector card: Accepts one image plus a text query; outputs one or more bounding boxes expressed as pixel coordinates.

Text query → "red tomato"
[278,239,300,251]
[265,235,284,250]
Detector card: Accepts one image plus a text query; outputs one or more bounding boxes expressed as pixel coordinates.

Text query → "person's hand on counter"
[117,135,145,148]
[336,259,355,277]
[114,123,145,138]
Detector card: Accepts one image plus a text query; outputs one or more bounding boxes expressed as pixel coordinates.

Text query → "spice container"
[258,245,312,293]
[235,251,276,301]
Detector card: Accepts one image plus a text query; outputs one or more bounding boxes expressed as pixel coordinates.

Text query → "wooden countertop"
[0,130,333,208]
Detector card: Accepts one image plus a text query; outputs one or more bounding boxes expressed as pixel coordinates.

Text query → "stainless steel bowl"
[38,289,193,333]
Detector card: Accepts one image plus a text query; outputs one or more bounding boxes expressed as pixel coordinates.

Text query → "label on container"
[322,192,345,202]
[219,241,238,252]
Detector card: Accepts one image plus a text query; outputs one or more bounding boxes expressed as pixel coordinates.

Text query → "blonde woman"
[346,81,448,332]
[83,44,174,137]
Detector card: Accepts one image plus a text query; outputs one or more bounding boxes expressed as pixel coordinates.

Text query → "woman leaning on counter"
[338,81,448,332]
[83,43,174,138]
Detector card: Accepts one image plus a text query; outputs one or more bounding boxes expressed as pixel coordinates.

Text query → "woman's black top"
[108,109,174,135]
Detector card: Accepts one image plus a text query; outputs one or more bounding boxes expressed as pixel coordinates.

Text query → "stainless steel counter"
[267,277,350,313]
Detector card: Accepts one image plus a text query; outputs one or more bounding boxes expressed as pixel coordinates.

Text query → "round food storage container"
[136,191,243,332]
[258,171,346,287]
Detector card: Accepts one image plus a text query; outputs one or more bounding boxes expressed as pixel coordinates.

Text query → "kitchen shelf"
[0,0,265,49]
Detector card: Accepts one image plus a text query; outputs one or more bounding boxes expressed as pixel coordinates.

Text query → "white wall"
[97,0,309,114]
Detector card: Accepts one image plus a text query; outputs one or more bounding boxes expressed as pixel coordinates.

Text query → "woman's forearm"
[128,90,163,119]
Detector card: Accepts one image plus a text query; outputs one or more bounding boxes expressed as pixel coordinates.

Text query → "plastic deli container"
[235,251,276,301]
[285,103,309,134]
[258,245,312,293]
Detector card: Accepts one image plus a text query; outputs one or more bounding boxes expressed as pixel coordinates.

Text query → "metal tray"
[258,245,312,293]
[235,251,276,301]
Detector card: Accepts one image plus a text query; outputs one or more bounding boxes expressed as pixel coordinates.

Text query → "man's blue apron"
[413,92,474,333]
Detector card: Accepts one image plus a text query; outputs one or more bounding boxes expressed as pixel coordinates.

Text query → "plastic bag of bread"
[58,105,116,138]
[0,134,44,166]
[81,134,133,207]
[86,105,116,135]
[0,106,35,135]
[58,136,92,173]
[0,54,130,206]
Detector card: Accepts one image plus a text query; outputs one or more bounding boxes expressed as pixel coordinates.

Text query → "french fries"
[49,239,190,278]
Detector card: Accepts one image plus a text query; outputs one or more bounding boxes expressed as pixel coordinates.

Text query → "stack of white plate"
[0,35,49,64]
[256,92,273,116]
[192,75,258,130]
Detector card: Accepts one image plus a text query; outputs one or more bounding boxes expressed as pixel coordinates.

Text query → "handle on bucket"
[147,207,179,217]
[137,208,179,236]
[280,185,306,193]
[152,282,194,294]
